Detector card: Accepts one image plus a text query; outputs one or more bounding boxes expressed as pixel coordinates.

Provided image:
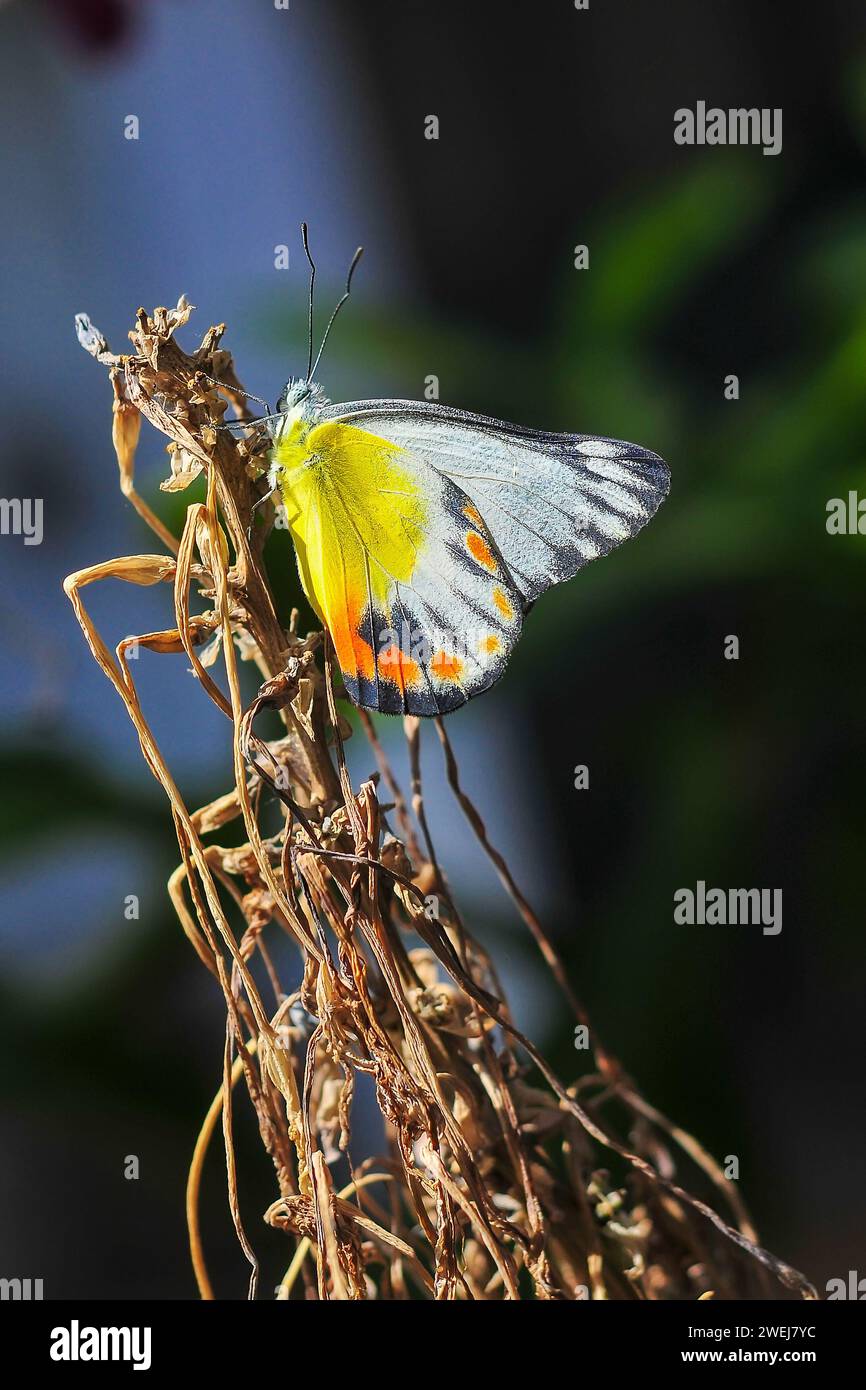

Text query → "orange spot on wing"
[378,643,422,692]
[431,650,464,682]
[463,503,484,527]
[330,592,375,682]
[480,635,501,655]
[493,587,514,620]
[466,530,497,572]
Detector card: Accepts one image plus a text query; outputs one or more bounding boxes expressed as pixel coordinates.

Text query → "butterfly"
[227,232,670,717]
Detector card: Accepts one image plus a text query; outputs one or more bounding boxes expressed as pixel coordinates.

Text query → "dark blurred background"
[1,0,865,1298]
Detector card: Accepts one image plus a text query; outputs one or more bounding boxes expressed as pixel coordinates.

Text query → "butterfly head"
[276,377,327,419]
[270,377,328,450]
[267,378,330,492]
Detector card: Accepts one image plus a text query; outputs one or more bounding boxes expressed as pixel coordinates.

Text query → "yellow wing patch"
[274,419,426,684]
[271,417,524,714]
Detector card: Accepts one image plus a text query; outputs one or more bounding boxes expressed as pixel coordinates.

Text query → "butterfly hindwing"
[320,400,671,606]
[272,417,523,715]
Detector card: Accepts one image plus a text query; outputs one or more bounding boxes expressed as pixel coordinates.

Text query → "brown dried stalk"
[65,299,817,1301]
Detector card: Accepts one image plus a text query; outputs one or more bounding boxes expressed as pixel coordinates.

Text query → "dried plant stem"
[66,300,817,1302]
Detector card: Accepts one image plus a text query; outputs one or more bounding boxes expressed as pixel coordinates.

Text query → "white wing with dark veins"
[319,398,670,605]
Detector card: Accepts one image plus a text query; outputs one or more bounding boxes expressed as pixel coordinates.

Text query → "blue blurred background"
[1,0,865,1297]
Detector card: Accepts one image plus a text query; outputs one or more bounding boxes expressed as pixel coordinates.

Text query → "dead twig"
[66,299,817,1301]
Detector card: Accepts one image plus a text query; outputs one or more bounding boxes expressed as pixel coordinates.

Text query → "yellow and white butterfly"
[233,234,670,717]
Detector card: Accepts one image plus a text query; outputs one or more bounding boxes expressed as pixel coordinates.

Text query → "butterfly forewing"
[321,399,671,605]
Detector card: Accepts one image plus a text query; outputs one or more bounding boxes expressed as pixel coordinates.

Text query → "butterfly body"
[265,379,669,716]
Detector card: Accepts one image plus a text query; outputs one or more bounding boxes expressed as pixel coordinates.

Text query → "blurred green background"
[1,0,865,1297]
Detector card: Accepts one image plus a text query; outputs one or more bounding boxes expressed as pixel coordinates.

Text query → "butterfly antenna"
[301,222,316,381]
[211,410,285,433]
[193,370,271,413]
[310,244,364,380]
